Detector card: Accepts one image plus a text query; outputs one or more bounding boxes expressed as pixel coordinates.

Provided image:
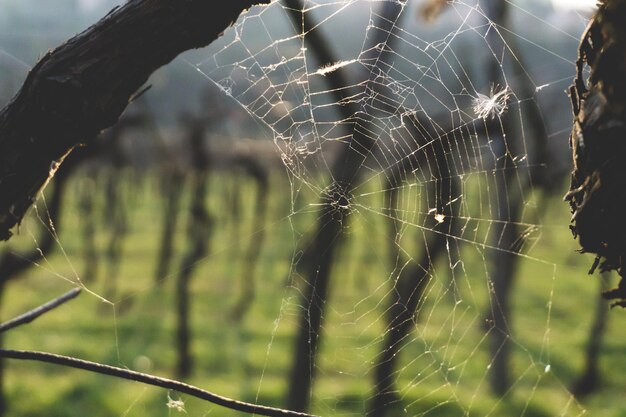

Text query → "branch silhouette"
[0,349,317,417]
[0,289,319,417]
[0,288,81,333]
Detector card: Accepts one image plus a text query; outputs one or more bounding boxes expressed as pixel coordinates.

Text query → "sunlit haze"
[551,0,598,10]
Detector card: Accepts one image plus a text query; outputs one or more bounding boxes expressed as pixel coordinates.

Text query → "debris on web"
[473,84,511,119]
[166,393,186,414]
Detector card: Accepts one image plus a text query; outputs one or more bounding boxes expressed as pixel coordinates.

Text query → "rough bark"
[0,0,268,241]
[565,0,626,306]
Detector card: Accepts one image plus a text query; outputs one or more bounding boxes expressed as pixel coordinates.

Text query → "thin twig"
[0,348,319,417]
[0,287,81,333]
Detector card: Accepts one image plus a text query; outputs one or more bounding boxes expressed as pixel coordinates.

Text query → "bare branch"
[0,288,81,333]
[0,349,319,417]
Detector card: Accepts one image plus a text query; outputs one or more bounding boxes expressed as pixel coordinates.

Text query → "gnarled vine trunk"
[566,0,626,306]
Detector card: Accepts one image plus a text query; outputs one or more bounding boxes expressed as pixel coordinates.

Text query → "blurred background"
[2,1,625,416]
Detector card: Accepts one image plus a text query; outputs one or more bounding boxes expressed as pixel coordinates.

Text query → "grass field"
[1,167,625,417]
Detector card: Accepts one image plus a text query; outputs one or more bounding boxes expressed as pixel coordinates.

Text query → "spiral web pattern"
[193,1,591,415]
[0,1,603,416]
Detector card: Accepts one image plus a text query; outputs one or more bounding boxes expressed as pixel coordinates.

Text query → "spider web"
[0,0,612,416]
[192,0,594,415]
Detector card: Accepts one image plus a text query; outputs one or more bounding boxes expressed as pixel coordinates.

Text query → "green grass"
[1,168,625,417]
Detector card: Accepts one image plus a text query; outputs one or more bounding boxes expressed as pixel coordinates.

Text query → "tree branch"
[0,349,317,417]
[0,0,269,241]
[0,288,81,333]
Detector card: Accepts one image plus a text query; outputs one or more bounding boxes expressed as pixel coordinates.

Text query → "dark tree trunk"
[154,168,185,284]
[282,0,358,408]
[485,189,520,395]
[368,243,441,416]
[228,172,243,245]
[368,124,458,417]
[231,160,270,322]
[148,104,186,286]
[412,0,553,396]
[0,0,267,242]
[175,115,212,379]
[0,160,73,286]
[480,0,542,394]
[101,171,129,304]
[78,174,99,283]
[282,0,359,108]
[285,1,409,410]
[571,276,610,397]
[94,114,146,304]
[384,176,402,270]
